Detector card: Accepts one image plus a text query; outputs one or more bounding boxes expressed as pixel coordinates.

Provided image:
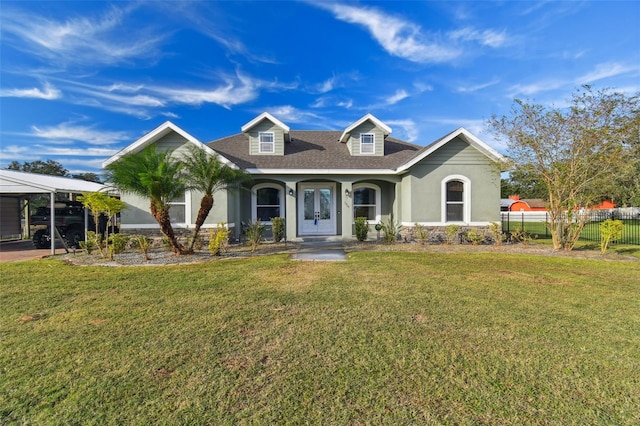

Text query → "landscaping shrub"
[380,214,401,243]
[245,220,264,252]
[465,228,484,245]
[108,233,130,260]
[79,231,99,255]
[129,234,152,260]
[445,224,460,245]
[413,223,429,245]
[510,226,536,245]
[488,222,504,245]
[355,217,369,241]
[208,223,231,256]
[271,217,285,242]
[600,219,624,253]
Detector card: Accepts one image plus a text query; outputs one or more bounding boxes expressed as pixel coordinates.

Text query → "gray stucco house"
[103,112,504,241]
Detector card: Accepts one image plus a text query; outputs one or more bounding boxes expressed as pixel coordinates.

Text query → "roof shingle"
[207,130,425,170]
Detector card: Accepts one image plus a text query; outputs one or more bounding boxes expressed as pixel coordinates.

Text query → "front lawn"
[1,252,639,424]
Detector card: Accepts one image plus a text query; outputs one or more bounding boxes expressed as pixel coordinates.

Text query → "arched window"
[353,184,381,222]
[441,175,470,223]
[252,184,284,223]
[446,181,464,221]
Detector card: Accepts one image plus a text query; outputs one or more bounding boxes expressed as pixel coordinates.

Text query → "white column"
[341,181,354,241]
[50,192,55,255]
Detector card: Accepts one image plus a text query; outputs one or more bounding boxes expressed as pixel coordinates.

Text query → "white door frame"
[298,183,337,236]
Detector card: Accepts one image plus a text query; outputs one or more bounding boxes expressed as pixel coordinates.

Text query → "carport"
[0,170,111,254]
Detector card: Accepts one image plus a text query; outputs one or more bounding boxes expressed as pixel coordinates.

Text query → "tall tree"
[182,145,251,253]
[72,172,103,183]
[501,166,548,199]
[104,145,188,254]
[7,159,68,176]
[489,86,639,250]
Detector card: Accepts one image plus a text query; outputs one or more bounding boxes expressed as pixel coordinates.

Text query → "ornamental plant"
[599,219,624,253]
[271,217,285,242]
[355,217,369,241]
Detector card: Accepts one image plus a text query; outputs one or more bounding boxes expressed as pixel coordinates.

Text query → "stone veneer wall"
[399,225,496,244]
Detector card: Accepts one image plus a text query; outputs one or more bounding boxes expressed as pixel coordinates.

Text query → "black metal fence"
[501,208,640,245]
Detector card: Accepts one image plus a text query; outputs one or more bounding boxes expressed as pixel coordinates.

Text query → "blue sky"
[1,1,639,174]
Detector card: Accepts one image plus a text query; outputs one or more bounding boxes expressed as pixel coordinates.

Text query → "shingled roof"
[207,130,426,171]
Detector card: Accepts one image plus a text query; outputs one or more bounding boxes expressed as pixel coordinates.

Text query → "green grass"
[2,253,640,425]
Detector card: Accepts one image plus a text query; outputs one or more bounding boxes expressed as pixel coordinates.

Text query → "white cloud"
[0,82,61,100]
[413,82,434,93]
[507,80,565,97]
[265,106,321,123]
[150,74,259,109]
[577,62,638,84]
[449,27,507,48]
[29,122,130,146]
[456,79,500,93]
[387,119,418,142]
[386,90,409,105]
[1,5,165,67]
[318,77,336,94]
[316,3,461,63]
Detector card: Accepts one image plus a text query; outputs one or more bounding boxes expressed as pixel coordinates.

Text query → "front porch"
[244,177,399,242]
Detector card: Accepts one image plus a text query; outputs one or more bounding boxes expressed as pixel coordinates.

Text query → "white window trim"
[259,132,275,154]
[352,183,381,223]
[441,175,471,224]
[252,183,284,224]
[360,133,375,154]
[167,190,191,226]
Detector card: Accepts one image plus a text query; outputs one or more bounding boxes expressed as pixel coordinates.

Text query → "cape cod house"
[103,113,504,241]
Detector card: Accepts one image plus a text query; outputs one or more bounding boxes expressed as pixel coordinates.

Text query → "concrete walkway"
[291,241,347,262]
[0,240,67,263]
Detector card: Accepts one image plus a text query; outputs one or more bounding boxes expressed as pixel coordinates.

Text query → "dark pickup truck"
[31,200,110,248]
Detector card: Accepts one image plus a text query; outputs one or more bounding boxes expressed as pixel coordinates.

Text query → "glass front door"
[299,184,336,235]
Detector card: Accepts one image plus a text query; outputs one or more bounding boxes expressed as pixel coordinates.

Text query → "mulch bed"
[55,240,639,266]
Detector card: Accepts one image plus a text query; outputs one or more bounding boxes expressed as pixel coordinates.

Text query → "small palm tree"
[183,145,251,253]
[105,146,188,254]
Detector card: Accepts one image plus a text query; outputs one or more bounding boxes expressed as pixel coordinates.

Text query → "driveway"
[0,240,68,263]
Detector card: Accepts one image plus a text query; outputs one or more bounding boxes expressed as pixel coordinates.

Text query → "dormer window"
[360,133,375,154]
[259,132,275,153]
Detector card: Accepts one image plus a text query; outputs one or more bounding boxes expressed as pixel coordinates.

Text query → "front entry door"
[299,183,336,235]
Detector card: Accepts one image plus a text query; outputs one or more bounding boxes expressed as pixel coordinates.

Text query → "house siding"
[346,122,384,156]
[248,121,285,156]
[406,137,500,224]
[155,132,193,158]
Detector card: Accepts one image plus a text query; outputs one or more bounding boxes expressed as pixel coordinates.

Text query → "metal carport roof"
[0,170,113,254]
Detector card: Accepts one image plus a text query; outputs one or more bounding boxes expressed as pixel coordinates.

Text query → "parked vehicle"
[30,200,115,248]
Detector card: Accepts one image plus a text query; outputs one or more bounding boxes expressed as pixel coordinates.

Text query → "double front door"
[299,183,336,235]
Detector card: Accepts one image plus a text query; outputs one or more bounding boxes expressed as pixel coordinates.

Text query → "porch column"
[341,181,354,241]
[282,179,298,241]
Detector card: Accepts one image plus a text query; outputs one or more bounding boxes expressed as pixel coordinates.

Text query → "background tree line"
[6,159,103,183]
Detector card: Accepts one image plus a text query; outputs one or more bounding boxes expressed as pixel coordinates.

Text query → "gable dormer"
[241,112,290,156]
[339,113,392,157]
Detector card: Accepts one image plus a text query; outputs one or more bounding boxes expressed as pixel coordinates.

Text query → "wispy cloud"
[386,90,409,105]
[456,79,500,93]
[28,122,130,146]
[148,72,260,109]
[387,119,418,142]
[448,27,507,48]
[315,3,461,63]
[263,106,322,124]
[577,62,638,84]
[507,62,639,98]
[1,5,165,67]
[0,82,61,100]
